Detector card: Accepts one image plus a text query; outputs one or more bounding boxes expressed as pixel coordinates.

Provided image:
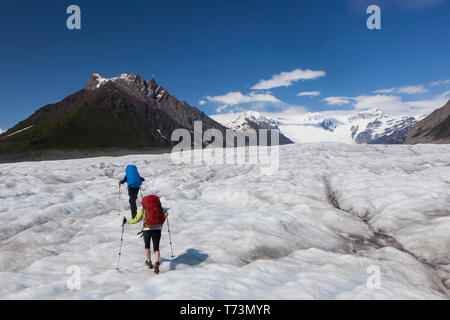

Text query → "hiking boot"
[145,260,153,269]
[154,261,160,274]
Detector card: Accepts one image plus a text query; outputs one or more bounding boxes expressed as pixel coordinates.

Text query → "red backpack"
[141,195,165,229]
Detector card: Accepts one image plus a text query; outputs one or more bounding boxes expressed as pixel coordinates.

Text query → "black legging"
[143,230,161,251]
[128,187,139,218]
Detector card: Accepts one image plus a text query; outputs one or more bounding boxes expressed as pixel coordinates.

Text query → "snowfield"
[0,143,449,299]
[211,109,423,144]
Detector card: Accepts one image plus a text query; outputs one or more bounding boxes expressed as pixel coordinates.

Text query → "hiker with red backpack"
[119,165,145,219]
[122,195,169,274]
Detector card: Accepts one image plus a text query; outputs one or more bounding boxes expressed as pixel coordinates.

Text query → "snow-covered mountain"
[213,109,424,144]
[224,111,293,145]
[227,111,280,131]
[0,143,449,299]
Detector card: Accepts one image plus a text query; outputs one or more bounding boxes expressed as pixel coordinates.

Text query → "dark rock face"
[84,73,225,132]
[0,73,226,155]
[372,117,416,144]
[355,117,416,144]
[405,100,450,144]
[320,118,340,132]
[342,109,417,144]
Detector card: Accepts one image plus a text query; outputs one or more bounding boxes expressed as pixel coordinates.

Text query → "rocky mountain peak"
[84,73,168,102]
[1,71,227,156]
[85,73,142,89]
[226,111,293,145]
[230,110,280,131]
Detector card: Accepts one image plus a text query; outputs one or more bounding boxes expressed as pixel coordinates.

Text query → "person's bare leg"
[155,250,160,263]
[145,249,151,263]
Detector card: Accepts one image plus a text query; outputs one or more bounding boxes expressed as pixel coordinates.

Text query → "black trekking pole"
[166,216,175,258]
[116,225,125,271]
[118,184,121,216]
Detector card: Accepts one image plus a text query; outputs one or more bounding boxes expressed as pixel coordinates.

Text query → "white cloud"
[405,91,450,112]
[353,94,406,113]
[0,128,4,134]
[322,96,353,106]
[297,91,321,97]
[351,92,450,115]
[430,80,450,87]
[207,91,280,105]
[215,105,228,113]
[206,91,281,113]
[397,85,428,94]
[273,106,309,115]
[373,87,397,94]
[322,90,449,115]
[251,68,326,90]
[373,85,428,95]
[198,100,207,105]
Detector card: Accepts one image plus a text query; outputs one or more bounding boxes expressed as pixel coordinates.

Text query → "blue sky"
[0,0,449,130]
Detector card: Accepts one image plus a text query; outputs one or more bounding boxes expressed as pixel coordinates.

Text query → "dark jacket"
[120,176,145,187]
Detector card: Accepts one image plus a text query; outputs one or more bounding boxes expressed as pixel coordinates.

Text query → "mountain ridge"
[223,111,294,145]
[405,99,450,144]
[84,73,224,132]
[0,73,225,157]
[212,109,424,145]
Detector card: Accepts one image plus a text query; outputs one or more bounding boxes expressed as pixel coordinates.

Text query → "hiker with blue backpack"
[116,165,174,274]
[119,165,145,219]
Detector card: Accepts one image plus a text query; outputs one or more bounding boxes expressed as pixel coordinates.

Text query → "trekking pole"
[118,184,121,215]
[166,216,175,258]
[116,225,125,271]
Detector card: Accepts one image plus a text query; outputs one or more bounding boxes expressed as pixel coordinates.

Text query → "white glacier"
[212,110,425,144]
[0,143,449,299]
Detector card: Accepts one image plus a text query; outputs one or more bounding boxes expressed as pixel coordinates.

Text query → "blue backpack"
[125,165,142,188]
